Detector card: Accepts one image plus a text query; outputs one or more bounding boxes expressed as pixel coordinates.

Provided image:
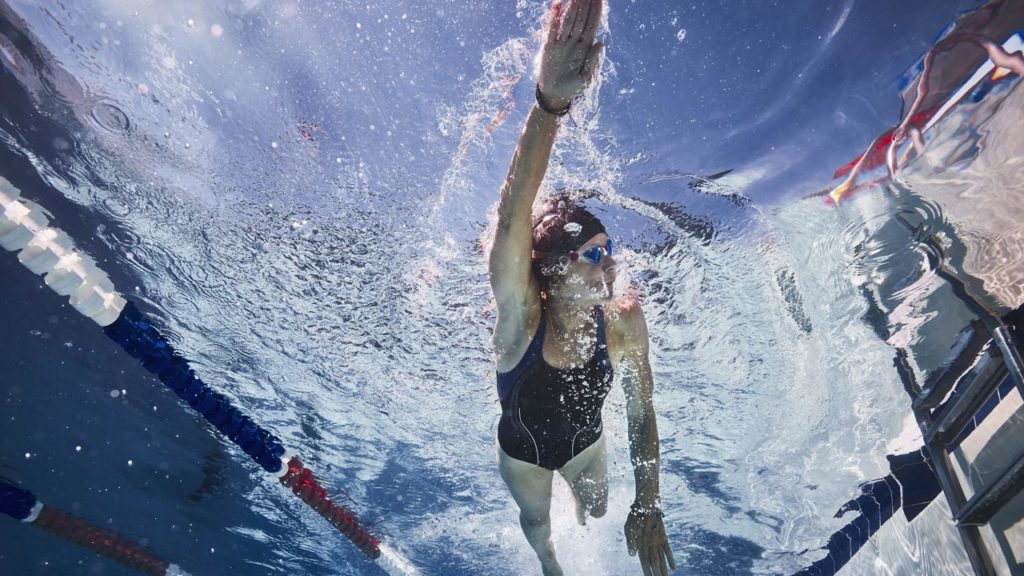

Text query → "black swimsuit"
[496,307,614,470]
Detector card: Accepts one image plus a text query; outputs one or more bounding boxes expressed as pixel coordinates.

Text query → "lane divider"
[0,479,191,576]
[1,176,416,575]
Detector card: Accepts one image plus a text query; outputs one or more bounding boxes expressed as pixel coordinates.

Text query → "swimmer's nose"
[602,259,617,278]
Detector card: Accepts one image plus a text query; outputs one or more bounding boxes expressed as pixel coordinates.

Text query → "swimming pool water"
[2,0,1019,574]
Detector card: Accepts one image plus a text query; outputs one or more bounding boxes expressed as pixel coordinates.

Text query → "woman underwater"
[488,1,676,574]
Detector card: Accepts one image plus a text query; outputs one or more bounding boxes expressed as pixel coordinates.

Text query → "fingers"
[550,0,602,45]
[546,0,563,44]
[640,544,673,576]
[557,0,579,41]
[567,0,587,41]
[581,40,603,79]
[634,518,675,576]
[644,545,661,576]
[581,0,603,43]
[657,544,668,576]
[639,545,654,576]
[562,0,601,42]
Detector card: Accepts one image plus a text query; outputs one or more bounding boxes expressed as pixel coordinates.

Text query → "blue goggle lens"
[579,239,613,265]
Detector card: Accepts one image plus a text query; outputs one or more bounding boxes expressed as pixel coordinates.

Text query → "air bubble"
[89,101,130,135]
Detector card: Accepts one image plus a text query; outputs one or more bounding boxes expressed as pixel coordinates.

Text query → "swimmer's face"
[550,233,617,305]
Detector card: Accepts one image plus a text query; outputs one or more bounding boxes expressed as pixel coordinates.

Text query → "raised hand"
[537,0,604,111]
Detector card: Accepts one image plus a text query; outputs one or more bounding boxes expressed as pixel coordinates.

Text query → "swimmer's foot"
[575,500,587,526]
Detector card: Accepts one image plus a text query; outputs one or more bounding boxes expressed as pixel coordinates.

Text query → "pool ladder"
[904,285,1024,575]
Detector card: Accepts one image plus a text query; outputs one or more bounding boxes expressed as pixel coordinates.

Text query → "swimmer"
[487,1,676,574]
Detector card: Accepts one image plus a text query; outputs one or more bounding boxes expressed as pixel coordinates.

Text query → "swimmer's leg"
[498,444,564,576]
[558,434,609,525]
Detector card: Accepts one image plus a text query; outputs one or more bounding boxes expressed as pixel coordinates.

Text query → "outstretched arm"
[617,302,677,576]
[488,0,604,316]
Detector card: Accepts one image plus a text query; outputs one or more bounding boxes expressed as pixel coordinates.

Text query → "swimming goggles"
[569,239,613,265]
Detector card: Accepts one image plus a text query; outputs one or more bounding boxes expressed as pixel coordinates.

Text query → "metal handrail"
[925,361,1008,447]
[957,446,1024,526]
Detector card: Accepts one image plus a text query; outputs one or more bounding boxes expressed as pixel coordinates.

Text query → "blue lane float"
[791,448,942,576]
[0,481,37,521]
[0,176,417,575]
[103,303,287,473]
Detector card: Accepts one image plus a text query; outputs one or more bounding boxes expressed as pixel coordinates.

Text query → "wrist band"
[535,85,571,116]
[630,502,664,518]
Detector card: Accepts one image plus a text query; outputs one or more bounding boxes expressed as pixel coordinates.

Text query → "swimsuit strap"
[593,306,608,354]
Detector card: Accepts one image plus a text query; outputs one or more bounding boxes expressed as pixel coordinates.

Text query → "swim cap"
[531,196,606,257]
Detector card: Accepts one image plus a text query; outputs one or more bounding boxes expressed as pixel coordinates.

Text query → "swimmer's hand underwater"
[625,505,677,576]
[536,0,605,113]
